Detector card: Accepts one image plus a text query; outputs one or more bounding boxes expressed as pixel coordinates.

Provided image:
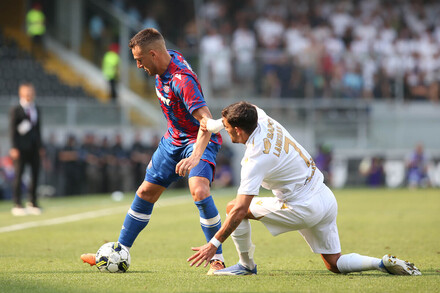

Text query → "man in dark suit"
[9,82,43,216]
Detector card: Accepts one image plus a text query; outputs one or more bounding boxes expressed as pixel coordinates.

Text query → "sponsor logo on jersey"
[156,87,171,106]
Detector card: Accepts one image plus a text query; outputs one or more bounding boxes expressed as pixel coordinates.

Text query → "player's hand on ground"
[176,156,200,177]
[187,243,217,267]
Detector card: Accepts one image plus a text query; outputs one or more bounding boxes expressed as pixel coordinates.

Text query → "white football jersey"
[237,108,324,202]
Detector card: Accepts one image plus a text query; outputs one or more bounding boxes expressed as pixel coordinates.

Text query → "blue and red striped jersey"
[155,50,222,146]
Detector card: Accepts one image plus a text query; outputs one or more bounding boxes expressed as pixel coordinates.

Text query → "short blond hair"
[128,28,165,51]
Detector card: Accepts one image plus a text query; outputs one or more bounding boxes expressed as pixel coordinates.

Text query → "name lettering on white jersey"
[155,87,171,106]
[273,125,283,157]
[263,118,284,157]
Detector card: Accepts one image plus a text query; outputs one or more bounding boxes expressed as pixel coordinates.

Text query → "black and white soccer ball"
[95,242,131,273]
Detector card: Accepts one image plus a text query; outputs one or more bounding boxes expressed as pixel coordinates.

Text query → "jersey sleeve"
[171,74,207,114]
[237,153,270,196]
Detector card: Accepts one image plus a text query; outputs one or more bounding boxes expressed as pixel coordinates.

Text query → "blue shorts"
[145,137,221,188]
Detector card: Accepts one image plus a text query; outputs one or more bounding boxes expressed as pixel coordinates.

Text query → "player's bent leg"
[81,181,165,267]
[225,199,258,272]
[226,199,258,220]
[118,181,165,248]
[231,218,256,271]
[321,253,341,273]
[136,181,166,204]
[335,253,386,274]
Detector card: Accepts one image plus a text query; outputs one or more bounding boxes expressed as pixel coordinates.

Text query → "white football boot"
[382,254,421,276]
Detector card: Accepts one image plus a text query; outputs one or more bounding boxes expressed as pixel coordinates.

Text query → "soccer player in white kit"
[187,101,421,276]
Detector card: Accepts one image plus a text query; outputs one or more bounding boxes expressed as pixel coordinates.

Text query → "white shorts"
[249,185,341,254]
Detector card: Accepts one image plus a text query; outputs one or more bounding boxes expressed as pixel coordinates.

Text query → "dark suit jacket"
[10,104,42,153]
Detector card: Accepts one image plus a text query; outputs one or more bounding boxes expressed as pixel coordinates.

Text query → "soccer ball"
[95,242,131,273]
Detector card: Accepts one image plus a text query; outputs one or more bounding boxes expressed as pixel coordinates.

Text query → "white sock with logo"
[336,253,383,273]
[230,218,256,270]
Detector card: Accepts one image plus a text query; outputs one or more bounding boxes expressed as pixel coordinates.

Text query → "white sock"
[121,243,131,251]
[211,254,224,262]
[230,218,256,270]
[336,253,383,273]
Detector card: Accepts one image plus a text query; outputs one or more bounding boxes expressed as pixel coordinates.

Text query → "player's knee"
[325,263,340,274]
[136,185,145,196]
[190,184,210,202]
[321,254,341,274]
[136,184,160,203]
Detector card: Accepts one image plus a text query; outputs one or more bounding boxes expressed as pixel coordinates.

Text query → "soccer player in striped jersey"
[188,101,421,276]
[81,28,225,274]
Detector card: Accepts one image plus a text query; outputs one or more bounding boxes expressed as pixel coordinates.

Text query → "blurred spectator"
[142,11,160,31]
[130,132,149,189]
[213,144,234,188]
[406,143,430,188]
[98,136,111,193]
[127,1,142,28]
[359,156,385,187]
[231,20,257,96]
[189,0,440,100]
[102,43,120,102]
[58,135,80,196]
[200,27,232,96]
[254,11,284,48]
[79,133,102,194]
[107,134,131,192]
[41,133,59,195]
[88,14,105,65]
[342,64,363,98]
[26,3,46,58]
[315,144,332,186]
[0,153,15,200]
[9,82,43,216]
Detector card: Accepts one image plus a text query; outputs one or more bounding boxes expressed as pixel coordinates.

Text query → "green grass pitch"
[0,188,439,292]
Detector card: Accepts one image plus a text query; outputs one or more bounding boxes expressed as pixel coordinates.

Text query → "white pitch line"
[0,195,192,234]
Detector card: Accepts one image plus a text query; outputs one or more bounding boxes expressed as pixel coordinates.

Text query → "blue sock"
[195,195,222,254]
[118,194,154,248]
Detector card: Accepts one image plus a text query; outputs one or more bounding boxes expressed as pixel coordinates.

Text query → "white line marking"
[0,195,191,234]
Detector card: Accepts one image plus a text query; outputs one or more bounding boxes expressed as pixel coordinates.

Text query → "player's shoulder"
[169,51,197,78]
[245,131,269,160]
[169,71,198,90]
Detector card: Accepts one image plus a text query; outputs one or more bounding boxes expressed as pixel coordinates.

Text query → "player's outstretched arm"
[175,106,213,177]
[201,117,224,133]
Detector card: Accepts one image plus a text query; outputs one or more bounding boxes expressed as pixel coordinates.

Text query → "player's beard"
[229,131,240,144]
[144,67,153,76]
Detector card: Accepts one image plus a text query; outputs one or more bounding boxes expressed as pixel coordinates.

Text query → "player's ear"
[235,127,243,136]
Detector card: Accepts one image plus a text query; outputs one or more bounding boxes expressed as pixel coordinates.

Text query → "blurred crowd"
[86,0,440,101]
[0,136,432,200]
[0,132,235,199]
[318,142,433,188]
[193,0,440,101]
[1,132,158,198]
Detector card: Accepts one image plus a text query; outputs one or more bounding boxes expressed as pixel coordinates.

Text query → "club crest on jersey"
[163,85,170,93]
[155,87,170,106]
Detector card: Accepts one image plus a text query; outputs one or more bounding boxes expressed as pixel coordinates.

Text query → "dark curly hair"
[221,101,258,134]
